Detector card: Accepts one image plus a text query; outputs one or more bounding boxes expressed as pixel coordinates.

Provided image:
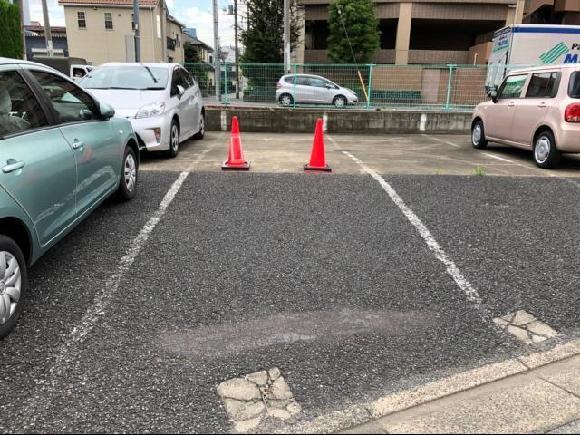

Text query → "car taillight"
[565,103,580,122]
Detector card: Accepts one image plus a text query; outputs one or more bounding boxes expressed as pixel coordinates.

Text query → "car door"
[178,68,198,138]
[293,76,313,103]
[27,69,120,219]
[511,72,560,146]
[308,77,333,103]
[170,67,192,140]
[0,68,77,247]
[189,72,203,134]
[485,74,527,141]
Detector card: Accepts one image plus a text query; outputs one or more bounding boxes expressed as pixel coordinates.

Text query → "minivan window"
[0,71,48,137]
[498,74,527,99]
[526,72,560,98]
[568,72,580,98]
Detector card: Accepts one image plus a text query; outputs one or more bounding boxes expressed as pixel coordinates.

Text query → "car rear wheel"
[534,130,560,169]
[0,236,27,340]
[117,146,138,201]
[193,112,205,140]
[471,120,488,149]
[333,95,347,108]
[279,93,294,106]
[166,120,180,158]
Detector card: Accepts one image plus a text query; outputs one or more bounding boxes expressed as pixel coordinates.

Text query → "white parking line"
[328,137,486,314]
[421,134,461,148]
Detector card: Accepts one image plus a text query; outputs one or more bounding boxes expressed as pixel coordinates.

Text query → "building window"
[77,11,86,29]
[104,12,113,30]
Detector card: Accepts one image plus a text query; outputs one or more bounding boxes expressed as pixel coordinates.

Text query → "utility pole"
[283,0,290,72]
[213,0,220,102]
[133,0,140,61]
[16,0,26,59]
[234,0,240,99]
[41,0,53,56]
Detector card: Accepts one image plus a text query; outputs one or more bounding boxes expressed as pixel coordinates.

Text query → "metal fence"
[183,62,530,110]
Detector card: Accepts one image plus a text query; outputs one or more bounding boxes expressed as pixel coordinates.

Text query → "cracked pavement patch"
[494,310,558,344]
[218,368,301,432]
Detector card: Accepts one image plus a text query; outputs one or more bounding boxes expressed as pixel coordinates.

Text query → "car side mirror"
[488,89,498,103]
[80,108,93,120]
[325,83,333,89]
[99,102,115,120]
[177,85,185,98]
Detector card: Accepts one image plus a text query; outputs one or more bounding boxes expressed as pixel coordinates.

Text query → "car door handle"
[71,140,84,150]
[2,159,25,173]
[538,102,548,108]
[508,102,515,107]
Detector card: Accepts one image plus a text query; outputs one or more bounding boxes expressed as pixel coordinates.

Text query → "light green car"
[0,58,140,338]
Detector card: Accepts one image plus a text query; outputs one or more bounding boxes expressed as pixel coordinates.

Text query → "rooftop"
[58,0,158,7]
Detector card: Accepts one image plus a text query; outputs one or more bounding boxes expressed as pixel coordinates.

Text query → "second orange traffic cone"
[222,116,250,170]
[305,119,331,172]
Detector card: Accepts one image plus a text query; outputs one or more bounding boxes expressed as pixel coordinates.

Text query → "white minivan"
[81,63,205,158]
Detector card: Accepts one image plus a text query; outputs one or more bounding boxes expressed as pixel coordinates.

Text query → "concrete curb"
[272,338,580,434]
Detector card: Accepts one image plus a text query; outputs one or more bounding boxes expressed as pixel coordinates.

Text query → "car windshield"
[568,72,580,98]
[80,65,169,90]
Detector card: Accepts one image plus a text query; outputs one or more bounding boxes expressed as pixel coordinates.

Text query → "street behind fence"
[185,62,532,110]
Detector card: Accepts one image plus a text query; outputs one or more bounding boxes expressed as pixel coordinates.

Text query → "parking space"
[1,132,579,432]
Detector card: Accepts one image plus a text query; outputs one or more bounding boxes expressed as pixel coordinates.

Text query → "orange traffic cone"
[222,116,250,170]
[305,119,331,172]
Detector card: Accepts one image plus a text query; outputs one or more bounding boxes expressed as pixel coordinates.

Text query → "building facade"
[296,0,530,64]
[58,0,185,65]
[24,22,69,60]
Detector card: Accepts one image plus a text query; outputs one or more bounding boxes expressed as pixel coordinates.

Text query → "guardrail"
[184,62,532,110]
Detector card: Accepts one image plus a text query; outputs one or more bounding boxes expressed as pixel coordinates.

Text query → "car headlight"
[135,102,166,119]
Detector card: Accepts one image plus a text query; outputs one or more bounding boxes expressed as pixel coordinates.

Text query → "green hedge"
[0,0,23,59]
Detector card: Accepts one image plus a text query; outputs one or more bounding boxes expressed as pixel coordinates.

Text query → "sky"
[28,0,241,48]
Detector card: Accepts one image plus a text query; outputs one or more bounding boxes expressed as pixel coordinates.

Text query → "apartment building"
[296,0,530,64]
[58,0,185,65]
[524,0,580,24]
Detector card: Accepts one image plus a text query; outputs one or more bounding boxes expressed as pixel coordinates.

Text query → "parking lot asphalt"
[1,133,579,432]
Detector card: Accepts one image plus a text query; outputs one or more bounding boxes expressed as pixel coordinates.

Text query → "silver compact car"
[276,74,358,107]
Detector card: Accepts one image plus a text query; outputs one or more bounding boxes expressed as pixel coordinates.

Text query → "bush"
[0,0,23,59]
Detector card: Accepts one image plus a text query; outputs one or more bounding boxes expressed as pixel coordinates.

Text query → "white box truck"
[487,24,580,88]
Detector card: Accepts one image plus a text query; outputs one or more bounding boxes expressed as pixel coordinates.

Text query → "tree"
[0,0,24,59]
[240,0,300,63]
[184,43,202,63]
[327,0,379,64]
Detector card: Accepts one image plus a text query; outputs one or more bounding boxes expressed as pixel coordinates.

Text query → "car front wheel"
[117,146,138,201]
[333,95,347,108]
[471,120,488,149]
[166,120,180,158]
[534,130,560,169]
[193,112,205,140]
[0,236,27,339]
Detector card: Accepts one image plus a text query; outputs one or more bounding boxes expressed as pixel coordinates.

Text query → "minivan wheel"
[166,120,180,158]
[117,146,138,201]
[534,130,560,169]
[471,120,488,149]
[279,93,294,106]
[333,95,347,108]
[0,236,27,340]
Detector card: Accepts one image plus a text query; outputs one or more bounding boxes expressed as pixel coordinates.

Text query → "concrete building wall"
[297,0,523,65]
[63,4,183,65]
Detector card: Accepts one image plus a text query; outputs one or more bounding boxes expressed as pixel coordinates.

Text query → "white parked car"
[80,63,205,157]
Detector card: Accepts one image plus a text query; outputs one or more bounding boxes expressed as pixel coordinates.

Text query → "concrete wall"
[206,107,472,134]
